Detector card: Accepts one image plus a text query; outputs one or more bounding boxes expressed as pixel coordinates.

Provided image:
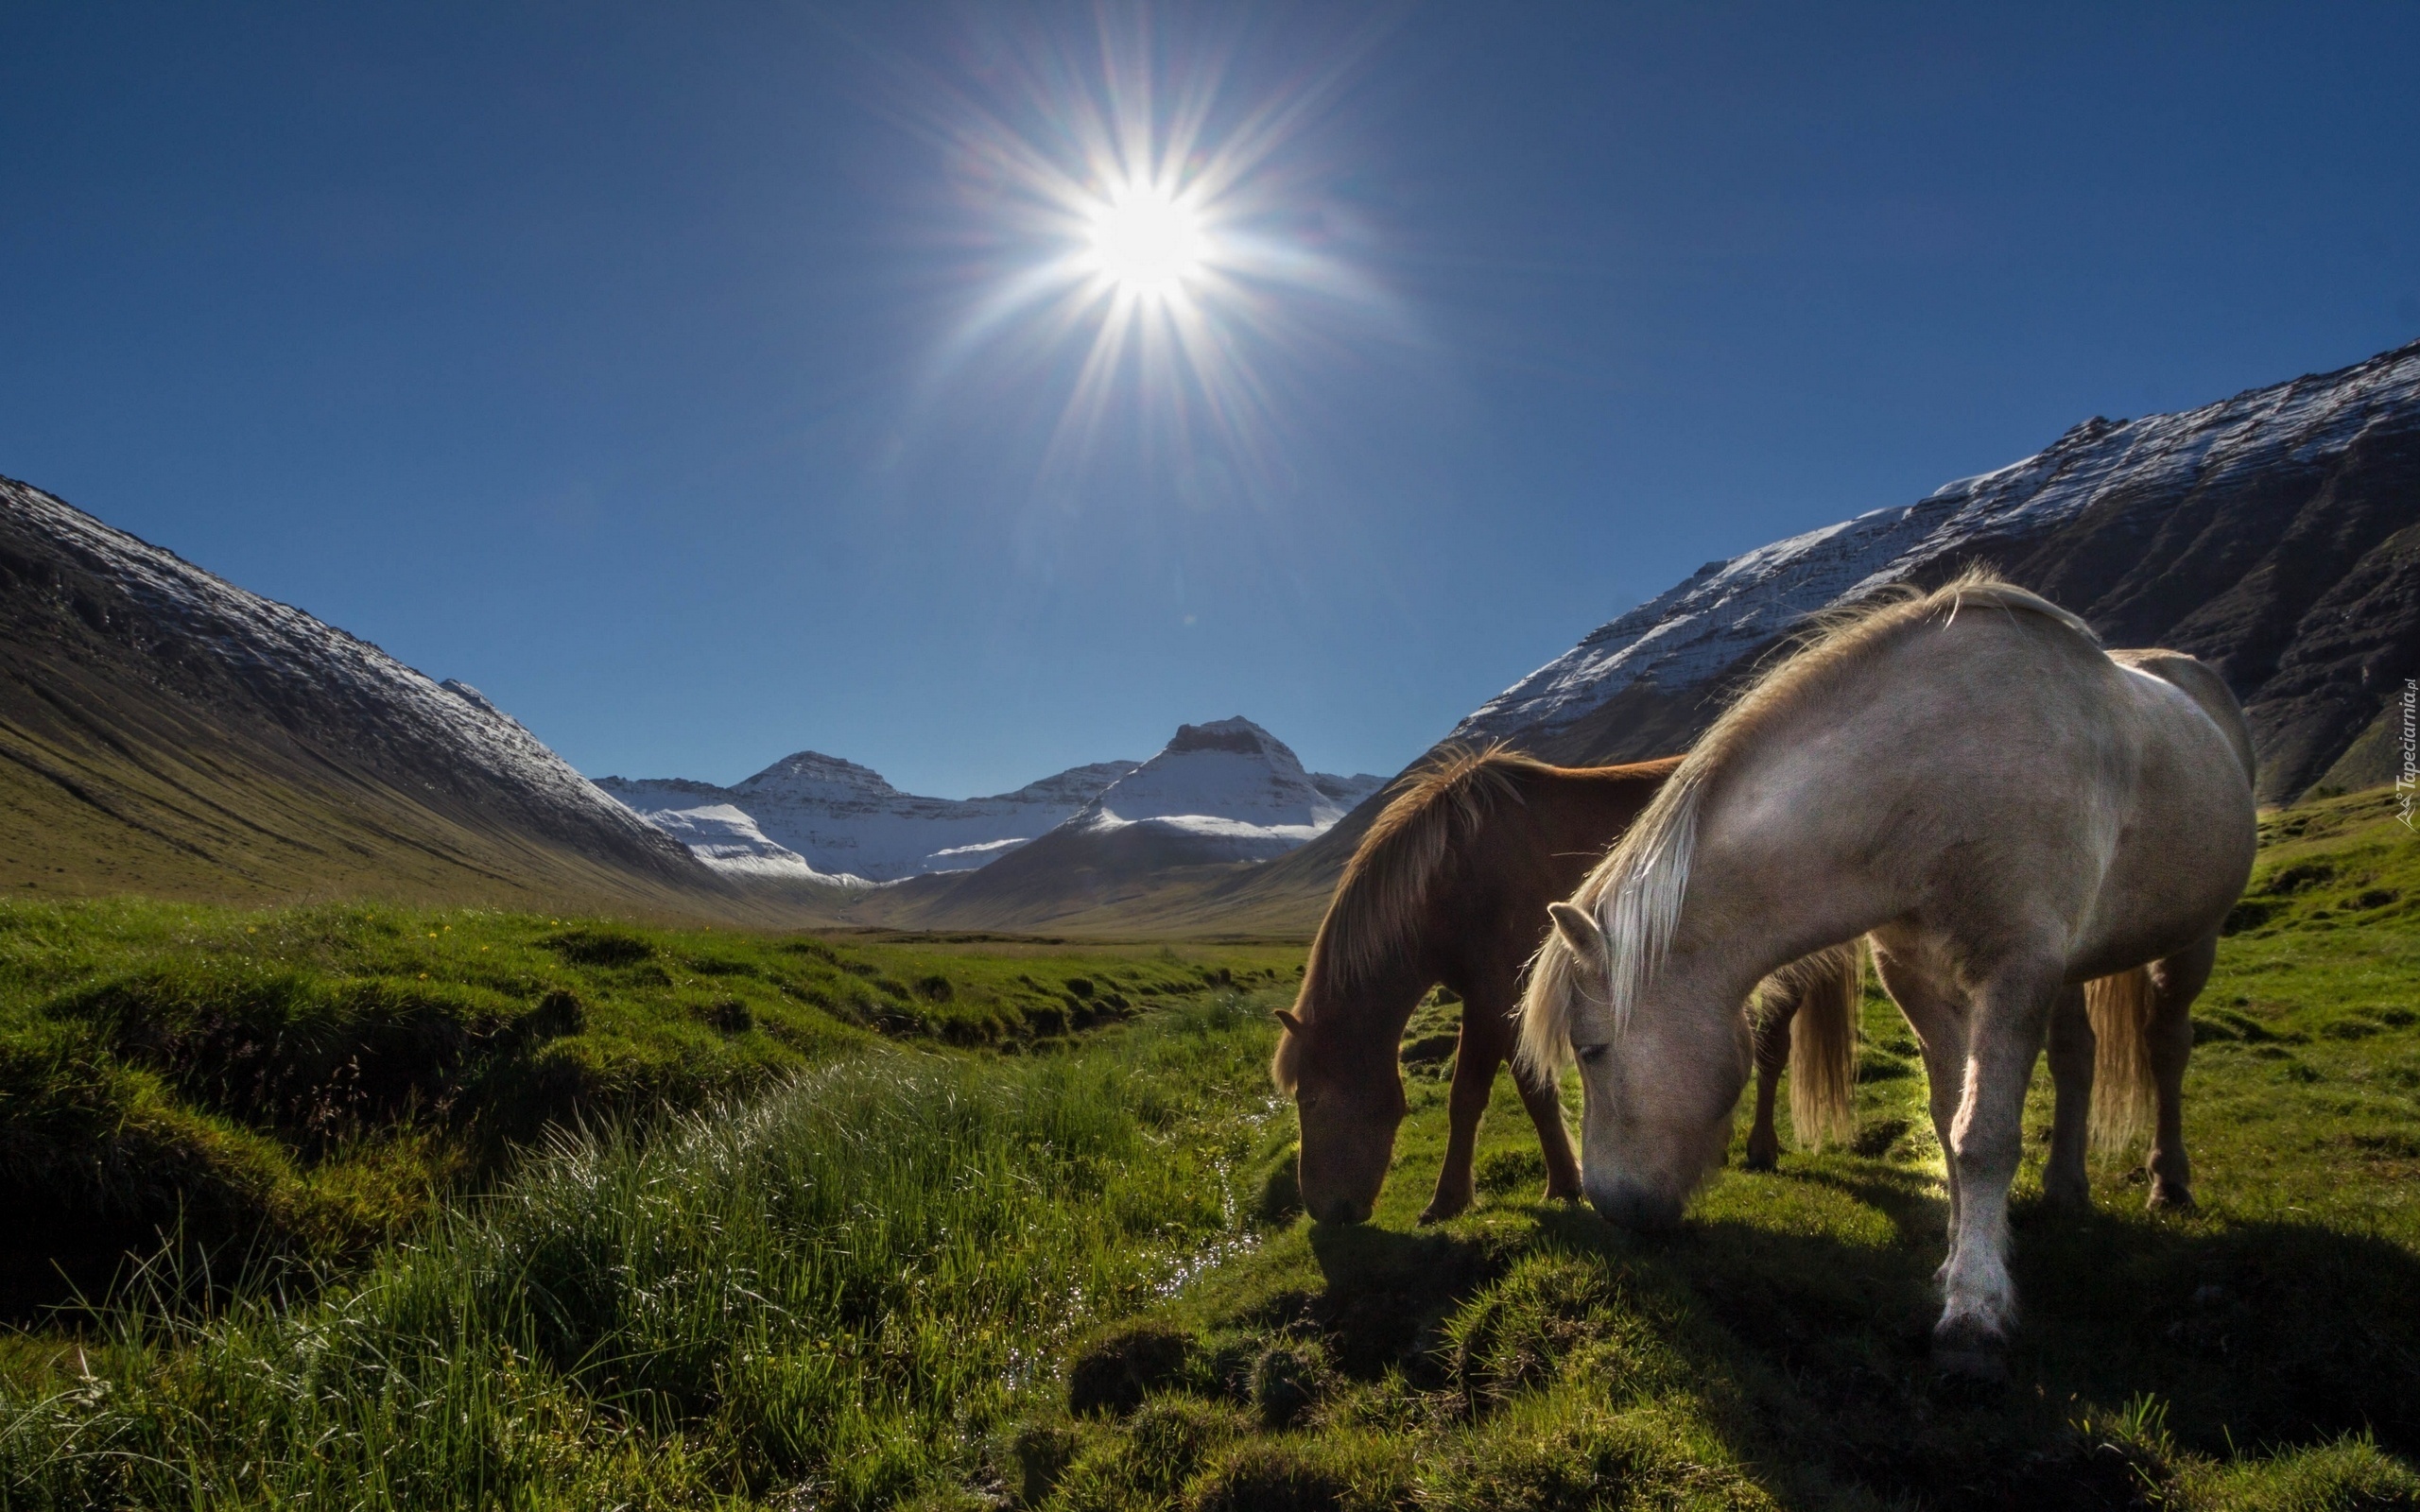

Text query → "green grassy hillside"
[1,788,2411,1509]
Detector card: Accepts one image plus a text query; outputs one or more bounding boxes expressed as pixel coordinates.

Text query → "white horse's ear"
[1547,902,1606,962]
[1272,1008,1305,1034]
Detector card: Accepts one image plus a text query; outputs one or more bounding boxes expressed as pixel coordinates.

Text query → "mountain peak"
[736,749,901,799]
[1077,715,1364,836]
[1164,716,1287,758]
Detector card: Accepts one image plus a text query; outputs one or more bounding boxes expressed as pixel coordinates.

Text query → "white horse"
[1517,575,2256,1377]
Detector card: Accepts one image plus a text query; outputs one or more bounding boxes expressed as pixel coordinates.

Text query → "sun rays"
[913,10,1402,495]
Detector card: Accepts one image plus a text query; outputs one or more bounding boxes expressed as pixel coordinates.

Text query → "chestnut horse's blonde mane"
[1271,746,1545,1094]
[1518,571,2096,1074]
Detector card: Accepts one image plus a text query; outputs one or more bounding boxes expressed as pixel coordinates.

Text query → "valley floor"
[1,790,2414,1509]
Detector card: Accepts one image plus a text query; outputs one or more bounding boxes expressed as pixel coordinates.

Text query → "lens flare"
[908,11,1406,493]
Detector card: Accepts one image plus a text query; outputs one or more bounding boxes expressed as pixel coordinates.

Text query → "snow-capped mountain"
[1455,337,2420,801]
[603,727,1383,885]
[866,719,1384,926]
[0,473,714,904]
[1162,336,2420,939]
[1065,717,1376,861]
[598,754,1141,883]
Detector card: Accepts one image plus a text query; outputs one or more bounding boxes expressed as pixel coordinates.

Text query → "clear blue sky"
[4,4,2416,796]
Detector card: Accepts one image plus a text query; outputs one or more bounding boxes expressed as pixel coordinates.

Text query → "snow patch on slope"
[626,802,868,885]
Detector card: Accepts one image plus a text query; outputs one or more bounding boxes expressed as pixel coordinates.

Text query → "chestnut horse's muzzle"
[1314,1194,1373,1226]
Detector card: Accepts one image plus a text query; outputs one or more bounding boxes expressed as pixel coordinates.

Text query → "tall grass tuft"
[0,998,1279,1510]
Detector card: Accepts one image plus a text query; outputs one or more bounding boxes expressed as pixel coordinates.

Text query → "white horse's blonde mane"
[1516,571,2094,1074]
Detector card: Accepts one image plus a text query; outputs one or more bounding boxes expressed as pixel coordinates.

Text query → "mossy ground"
[0,898,1296,1314]
[1,789,2413,1509]
[0,993,1300,1509]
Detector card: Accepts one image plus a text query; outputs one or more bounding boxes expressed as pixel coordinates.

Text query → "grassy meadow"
[0,788,2414,1508]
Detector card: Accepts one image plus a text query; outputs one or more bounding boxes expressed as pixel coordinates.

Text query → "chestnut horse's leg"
[2145,932,2217,1212]
[1743,1004,1792,1172]
[1420,1022,1498,1225]
[2042,984,2095,1211]
[1512,1053,1584,1205]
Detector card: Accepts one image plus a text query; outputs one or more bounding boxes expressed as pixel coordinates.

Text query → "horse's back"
[1745,608,2246,971]
[2076,647,2258,975]
[2108,648,2256,781]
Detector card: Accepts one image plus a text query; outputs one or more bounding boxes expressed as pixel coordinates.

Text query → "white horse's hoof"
[1930,1317,2009,1384]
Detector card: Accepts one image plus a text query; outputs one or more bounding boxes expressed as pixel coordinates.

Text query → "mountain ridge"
[824,717,1383,928]
[1457,336,2420,799]
[0,473,744,915]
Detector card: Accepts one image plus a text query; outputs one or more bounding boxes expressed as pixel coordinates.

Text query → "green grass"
[2,788,2413,1509]
[0,995,1297,1509]
[0,897,1299,1314]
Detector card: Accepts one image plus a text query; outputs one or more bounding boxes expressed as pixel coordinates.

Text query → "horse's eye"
[1575,1043,1608,1066]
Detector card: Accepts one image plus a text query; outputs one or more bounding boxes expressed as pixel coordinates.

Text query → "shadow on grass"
[1302,1219,1525,1377]
[1269,1172,2420,1508]
[2010,1204,2420,1455]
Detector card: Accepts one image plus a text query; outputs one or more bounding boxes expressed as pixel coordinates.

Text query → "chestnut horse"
[1270,748,1861,1228]
[1520,575,2256,1377]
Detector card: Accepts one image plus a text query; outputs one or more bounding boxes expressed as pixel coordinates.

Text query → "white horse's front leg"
[1919,1031,1968,1284]
[1872,946,1967,1282]
[1935,966,2059,1379]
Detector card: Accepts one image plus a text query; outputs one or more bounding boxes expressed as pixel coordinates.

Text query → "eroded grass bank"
[0,898,1296,1314]
[0,996,1295,1508]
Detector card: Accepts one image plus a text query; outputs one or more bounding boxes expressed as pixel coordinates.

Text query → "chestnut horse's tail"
[2086,966,2158,1154]
[1756,941,1863,1149]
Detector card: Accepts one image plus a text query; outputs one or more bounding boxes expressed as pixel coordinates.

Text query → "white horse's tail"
[2086,966,2158,1154]
[1755,942,1862,1149]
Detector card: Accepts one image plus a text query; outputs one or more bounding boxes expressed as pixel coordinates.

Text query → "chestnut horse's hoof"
[1544,1183,1584,1206]
[2148,1181,2197,1214]
[1417,1195,1468,1226]
[1740,1148,1778,1174]
[2041,1175,2093,1212]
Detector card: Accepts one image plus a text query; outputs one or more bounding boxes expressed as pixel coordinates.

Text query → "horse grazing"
[1518,574,2256,1377]
[1271,747,1862,1228]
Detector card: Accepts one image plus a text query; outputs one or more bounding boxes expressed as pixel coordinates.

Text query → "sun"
[918,12,1402,485]
[1083,181,1207,297]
